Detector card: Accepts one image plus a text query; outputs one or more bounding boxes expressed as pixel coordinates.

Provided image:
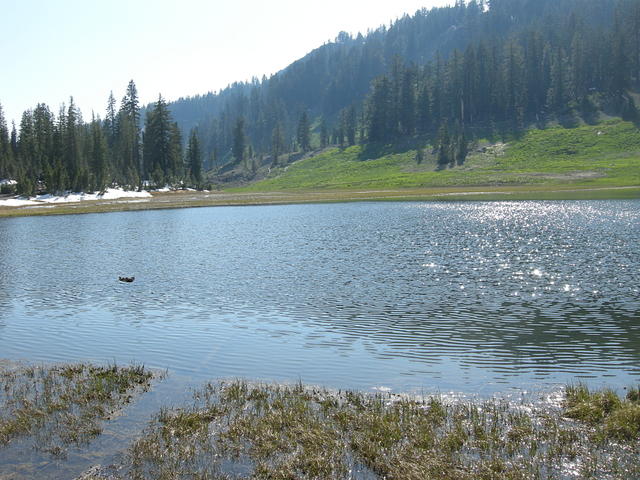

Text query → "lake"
[0,200,639,395]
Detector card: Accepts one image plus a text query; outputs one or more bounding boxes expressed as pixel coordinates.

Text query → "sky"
[0,0,451,127]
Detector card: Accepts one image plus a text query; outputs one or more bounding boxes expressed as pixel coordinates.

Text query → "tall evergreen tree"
[104,91,117,147]
[143,94,174,186]
[0,104,13,180]
[119,80,141,186]
[168,122,183,183]
[296,111,311,152]
[345,106,357,146]
[319,118,329,148]
[89,116,108,191]
[232,117,246,164]
[504,41,526,128]
[400,67,417,135]
[367,76,392,143]
[187,128,203,187]
[436,122,452,167]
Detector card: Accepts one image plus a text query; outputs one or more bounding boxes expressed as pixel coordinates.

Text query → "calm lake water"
[0,200,639,395]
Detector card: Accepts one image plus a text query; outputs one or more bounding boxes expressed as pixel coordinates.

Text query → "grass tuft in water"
[0,362,155,458]
[89,380,640,479]
[564,382,640,441]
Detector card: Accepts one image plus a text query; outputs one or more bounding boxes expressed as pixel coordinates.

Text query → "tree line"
[0,81,203,196]
[165,0,640,172]
[2,0,640,192]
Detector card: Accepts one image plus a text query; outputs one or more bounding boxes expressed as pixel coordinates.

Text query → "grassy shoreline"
[1,185,639,219]
[2,119,639,218]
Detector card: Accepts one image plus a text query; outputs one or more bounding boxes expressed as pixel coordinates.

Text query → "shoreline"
[1,361,638,480]
[1,185,639,218]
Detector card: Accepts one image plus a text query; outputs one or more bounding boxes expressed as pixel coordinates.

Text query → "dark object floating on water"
[119,276,135,283]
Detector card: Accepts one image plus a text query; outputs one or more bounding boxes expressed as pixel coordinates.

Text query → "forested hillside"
[1,0,639,195]
[168,0,640,170]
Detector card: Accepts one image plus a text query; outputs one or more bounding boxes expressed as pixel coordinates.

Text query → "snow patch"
[0,188,152,207]
[0,179,17,186]
[0,198,39,207]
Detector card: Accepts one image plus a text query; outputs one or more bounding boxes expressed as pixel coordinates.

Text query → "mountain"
[2,0,639,196]
[165,0,639,170]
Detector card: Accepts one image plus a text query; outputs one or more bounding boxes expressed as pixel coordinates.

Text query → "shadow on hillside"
[357,136,432,161]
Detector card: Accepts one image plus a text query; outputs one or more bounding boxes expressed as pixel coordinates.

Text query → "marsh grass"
[565,383,640,442]
[95,380,640,480]
[0,362,155,458]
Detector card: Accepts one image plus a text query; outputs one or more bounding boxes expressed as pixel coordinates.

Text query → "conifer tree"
[0,104,13,180]
[104,91,117,147]
[143,95,174,186]
[187,128,202,188]
[232,118,246,164]
[345,106,357,146]
[456,129,469,166]
[436,122,451,167]
[271,122,285,166]
[10,122,17,161]
[119,80,141,187]
[319,118,329,148]
[89,116,108,191]
[400,67,417,135]
[169,122,183,183]
[296,111,311,152]
[367,76,392,143]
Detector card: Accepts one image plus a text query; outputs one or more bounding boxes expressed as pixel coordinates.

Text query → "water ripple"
[0,200,638,393]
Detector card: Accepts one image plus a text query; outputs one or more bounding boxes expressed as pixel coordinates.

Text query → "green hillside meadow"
[239,120,640,193]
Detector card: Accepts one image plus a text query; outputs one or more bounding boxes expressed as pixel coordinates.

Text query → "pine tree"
[504,41,526,128]
[18,110,36,184]
[271,122,285,166]
[89,116,108,191]
[345,106,357,146]
[547,48,570,113]
[169,122,183,184]
[0,104,13,181]
[119,80,141,186]
[400,66,417,135]
[367,76,392,143]
[104,91,117,147]
[456,129,469,165]
[232,117,246,164]
[10,122,18,163]
[296,111,311,152]
[319,118,329,148]
[143,95,174,186]
[65,98,89,193]
[436,122,451,167]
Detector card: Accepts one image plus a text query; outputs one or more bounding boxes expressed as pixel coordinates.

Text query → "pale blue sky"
[0,0,450,126]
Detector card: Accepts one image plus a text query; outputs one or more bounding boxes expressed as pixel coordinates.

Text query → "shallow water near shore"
[0,200,639,396]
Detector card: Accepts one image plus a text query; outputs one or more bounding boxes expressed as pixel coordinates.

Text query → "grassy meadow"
[238,119,640,193]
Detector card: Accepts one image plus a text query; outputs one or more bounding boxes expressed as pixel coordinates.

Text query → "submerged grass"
[565,383,640,442]
[0,362,155,458]
[1,363,637,479]
[87,380,640,480]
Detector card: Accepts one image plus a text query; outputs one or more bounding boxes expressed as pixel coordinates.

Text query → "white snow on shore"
[0,179,17,186]
[0,188,152,207]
